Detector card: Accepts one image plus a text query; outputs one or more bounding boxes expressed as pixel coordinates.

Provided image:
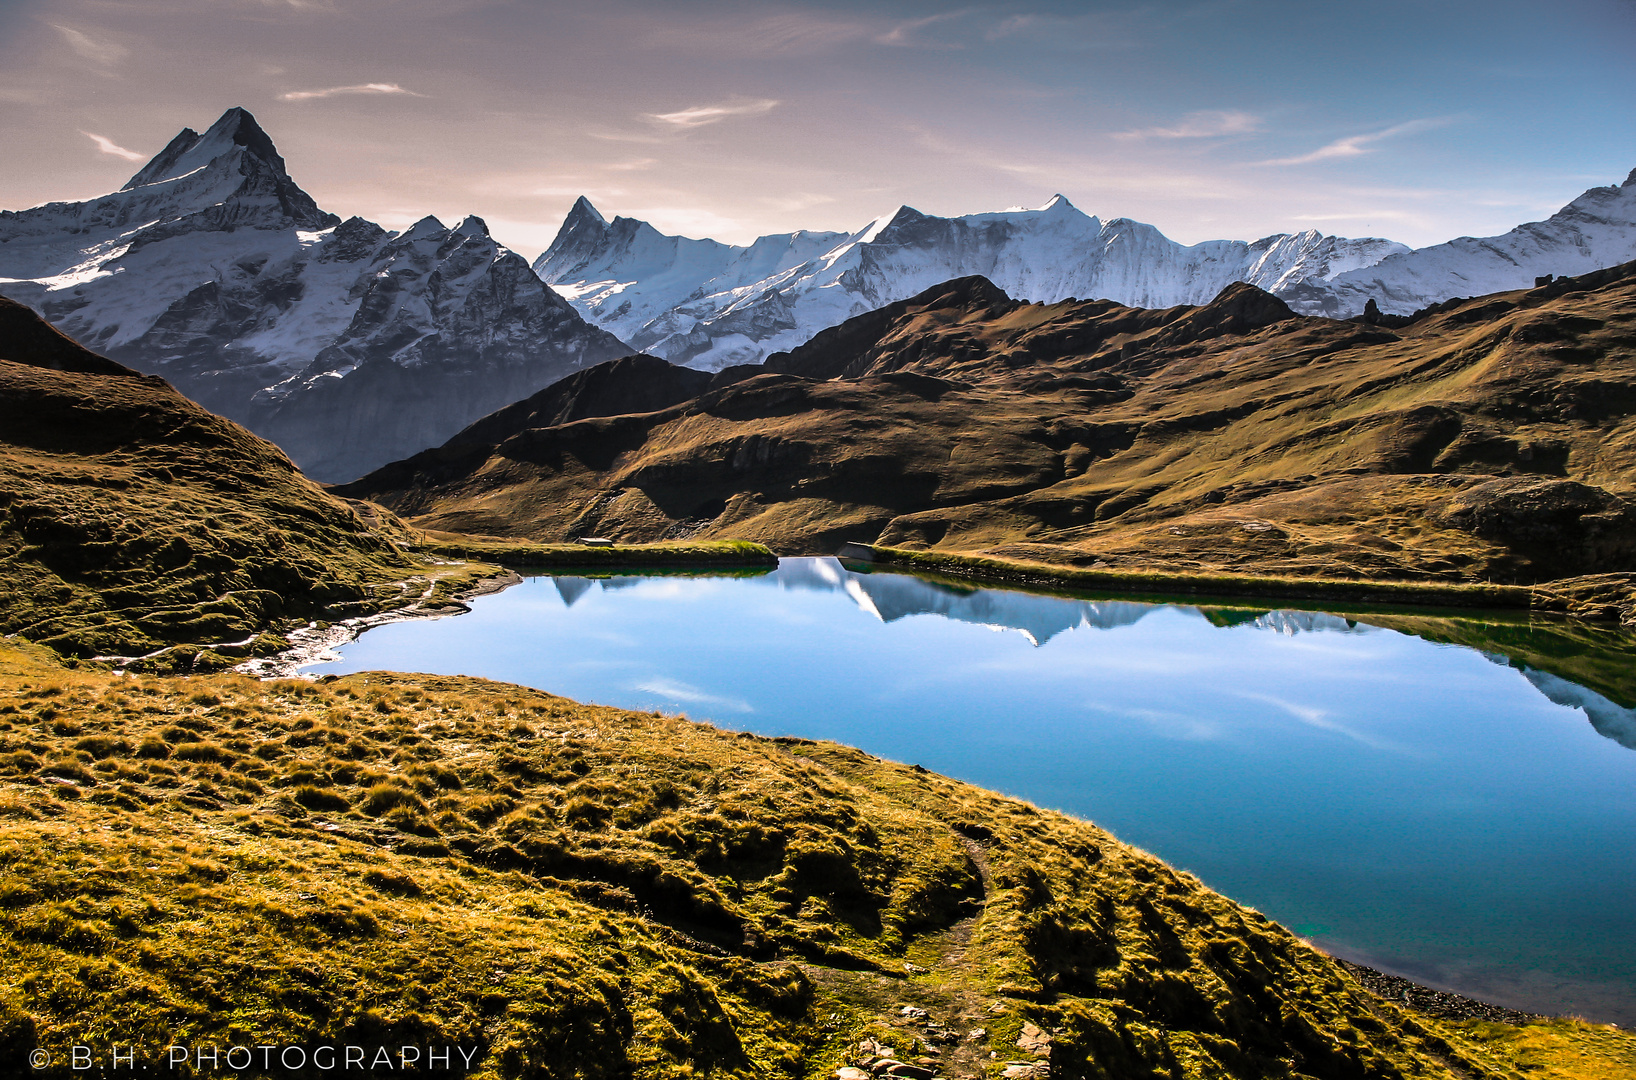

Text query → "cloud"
[51,24,127,69]
[987,14,1038,38]
[875,9,974,46]
[647,98,779,128]
[650,11,869,53]
[279,82,423,101]
[1116,110,1262,140]
[1260,118,1449,166]
[82,132,144,162]
[633,677,753,714]
[1236,692,1408,753]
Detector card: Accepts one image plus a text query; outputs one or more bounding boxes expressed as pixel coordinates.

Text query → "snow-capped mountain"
[1283,170,1636,317]
[534,195,1410,370]
[0,108,630,482]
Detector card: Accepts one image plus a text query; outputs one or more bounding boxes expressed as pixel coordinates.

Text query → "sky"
[1,0,1633,257]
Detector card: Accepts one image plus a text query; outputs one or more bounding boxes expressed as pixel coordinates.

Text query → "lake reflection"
[306,558,1636,1024]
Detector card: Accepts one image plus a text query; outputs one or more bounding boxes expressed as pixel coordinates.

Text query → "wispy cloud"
[1116,110,1262,140]
[987,13,1038,38]
[51,24,127,69]
[634,677,753,714]
[643,12,868,54]
[647,98,779,128]
[1236,692,1408,753]
[82,132,144,162]
[1092,704,1224,742]
[279,82,423,101]
[1260,118,1449,166]
[876,9,974,46]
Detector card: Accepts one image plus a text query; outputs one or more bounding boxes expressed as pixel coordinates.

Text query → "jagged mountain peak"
[568,196,608,227]
[123,106,285,191]
[399,215,448,241]
[0,108,634,482]
[1624,168,1636,188]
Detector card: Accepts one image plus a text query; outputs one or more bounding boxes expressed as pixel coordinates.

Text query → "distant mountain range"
[536,173,1636,369]
[532,195,1410,370]
[0,108,628,482]
[4,106,1634,479]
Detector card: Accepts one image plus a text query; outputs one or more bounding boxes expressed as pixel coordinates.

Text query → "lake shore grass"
[417,535,777,570]
[850,544,1542,611]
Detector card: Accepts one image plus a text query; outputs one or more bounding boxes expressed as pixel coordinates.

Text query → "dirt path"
[800,831,1050,1080]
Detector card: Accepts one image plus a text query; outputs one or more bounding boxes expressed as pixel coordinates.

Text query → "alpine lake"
[304,557,1636,1026]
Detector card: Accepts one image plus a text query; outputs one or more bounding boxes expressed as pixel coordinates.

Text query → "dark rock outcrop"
[1438,478,1636,578]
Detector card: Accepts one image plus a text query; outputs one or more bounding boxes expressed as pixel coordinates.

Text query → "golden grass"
[857,544,1534,609]
[417,537,777,569]
[0,640,1628,1077]
[0,358,429,669]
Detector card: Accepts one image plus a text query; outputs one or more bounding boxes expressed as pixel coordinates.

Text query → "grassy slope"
[339,270,1636,623]
[0,300,426,669]
[9,640,1634,1079]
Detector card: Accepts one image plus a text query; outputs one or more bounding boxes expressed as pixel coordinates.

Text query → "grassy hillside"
[0,296,435,670]
[339,268,1636,622]
[6,638,1632,1079]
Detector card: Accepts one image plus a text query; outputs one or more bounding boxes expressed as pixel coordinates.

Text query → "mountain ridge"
[0,296,427,667]
[533,193,1408,371]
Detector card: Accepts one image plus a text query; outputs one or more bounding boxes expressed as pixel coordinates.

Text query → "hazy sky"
[3,0,1633,256]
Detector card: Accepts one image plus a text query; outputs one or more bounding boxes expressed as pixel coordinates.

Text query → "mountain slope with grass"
[0,296,425,669]
[341,265,1636,620]
[9,639,1630,1079]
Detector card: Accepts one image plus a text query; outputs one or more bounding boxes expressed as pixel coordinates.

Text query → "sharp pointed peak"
[568,195,608,226]
[454,215,490,238]
[1624,167,1636,188]
[201,106,277,155]
[122,105,286,190]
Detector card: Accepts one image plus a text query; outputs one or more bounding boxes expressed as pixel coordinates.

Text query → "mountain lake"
[303,557,1636,1025]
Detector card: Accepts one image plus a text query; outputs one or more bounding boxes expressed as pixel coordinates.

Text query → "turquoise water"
[305,558,1636,1023]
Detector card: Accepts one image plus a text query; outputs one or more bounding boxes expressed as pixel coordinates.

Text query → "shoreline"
[1333,959,1550,1026]
[237,540,776,680]
[235,567,523,679]
[841,542,1548,613]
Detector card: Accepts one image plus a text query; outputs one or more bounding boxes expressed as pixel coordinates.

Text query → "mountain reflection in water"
[553,558,1636,750]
